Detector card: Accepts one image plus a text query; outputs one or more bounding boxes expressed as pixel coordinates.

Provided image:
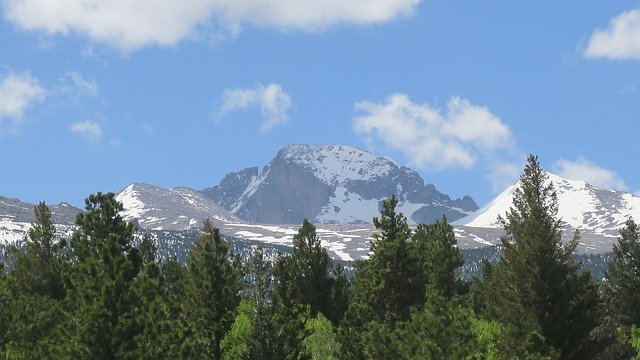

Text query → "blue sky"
[1,0,640,208]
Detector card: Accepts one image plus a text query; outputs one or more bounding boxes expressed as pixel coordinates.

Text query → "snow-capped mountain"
[0,196,80,246]
[455,173,640,238]
[203,144,478,225]
[116,183,239,231]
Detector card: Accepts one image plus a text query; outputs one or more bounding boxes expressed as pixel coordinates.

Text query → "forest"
[2,155,640,359]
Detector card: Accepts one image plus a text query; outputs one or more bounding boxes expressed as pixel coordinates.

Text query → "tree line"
[2,155,640,359]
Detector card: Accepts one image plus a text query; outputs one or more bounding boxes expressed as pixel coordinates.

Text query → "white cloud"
[69,121,102,143]
[0,72,46,126]
[61,71,98,98]
[353,93,513,169]
[584,9,640,60]
[217,83,292,132]
[553,158,627,191]
[2,0,421,51]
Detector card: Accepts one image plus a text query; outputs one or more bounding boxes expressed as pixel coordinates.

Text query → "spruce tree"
[341,196,422,359]
[604,218,640,326]
[483,155,599,359]
[271,219,346,359]
[180,218,243,360]
[594,218,640,358]
[66,192,143,359]
[247,248,275,360]
[2,202,69,358]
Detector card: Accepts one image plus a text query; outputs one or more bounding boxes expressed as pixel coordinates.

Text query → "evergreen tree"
[363,215,476,359]
[593,218,640,358]
[247,248,275,360]
[129,236,184,359]
[412,216,467,299]
[341,196,422,359]
[66,192,143,359]
[271,219,345,359]
[2,202,69,358]
[482,155,599,359]
[180,218,243,360]
[604,218,640,326]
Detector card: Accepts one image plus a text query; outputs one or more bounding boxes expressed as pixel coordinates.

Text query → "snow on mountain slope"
[116,183,239,231]
[454,173,640,236]
[280,144,395,185]
[205,144,479,225]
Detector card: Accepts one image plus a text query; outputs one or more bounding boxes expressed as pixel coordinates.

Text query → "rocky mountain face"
[0,196,80,246]
[0,196,80,224]
[202,144,479,225]
[116,183,239,231]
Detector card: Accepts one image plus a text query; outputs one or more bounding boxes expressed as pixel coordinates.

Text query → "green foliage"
[221,299,254,360]
[413,216,467,298]
[604,218,640,326]
[246,248,276,360]
[66,192,143,359]
[301,313,342,360]
[180,218,243,360]
[1,202,69,358]
[482,155,600,359]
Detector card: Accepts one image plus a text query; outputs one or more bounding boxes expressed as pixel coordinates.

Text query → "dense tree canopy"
[0,158,638,359]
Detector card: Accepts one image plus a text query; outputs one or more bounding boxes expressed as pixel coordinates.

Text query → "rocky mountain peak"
[202,144,479,225]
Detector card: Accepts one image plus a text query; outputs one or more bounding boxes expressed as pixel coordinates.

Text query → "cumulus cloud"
[69,121,102,143]
[2,0,421,51]
[0,72,46,126]
[217,83,292,132]
[584,9,640,60]
[354,93,521,192]
[553,158,628,191]
[353,94,513,169]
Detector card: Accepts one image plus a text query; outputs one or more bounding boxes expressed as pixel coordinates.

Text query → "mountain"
[115,183,239,231]
[202,144,479,225]
[454,173,640,251]
[0,196,80,246]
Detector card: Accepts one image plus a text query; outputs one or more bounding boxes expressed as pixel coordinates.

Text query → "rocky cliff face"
[203,144,479,224]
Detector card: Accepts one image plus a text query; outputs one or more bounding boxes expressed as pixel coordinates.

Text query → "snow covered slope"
[203,144,478,225]
[116,183,239,231]
[454,173,640,237]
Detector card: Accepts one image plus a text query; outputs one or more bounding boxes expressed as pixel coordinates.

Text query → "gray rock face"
[203,144,479,225]
[0,196,80,224]
[202,167,258,209]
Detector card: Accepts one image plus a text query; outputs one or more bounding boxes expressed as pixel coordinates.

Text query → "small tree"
[301,313,342,360]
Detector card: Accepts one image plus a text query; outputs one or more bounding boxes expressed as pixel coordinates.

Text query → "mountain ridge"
[202,144,479,225]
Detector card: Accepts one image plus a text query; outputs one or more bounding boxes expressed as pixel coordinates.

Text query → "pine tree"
[247,248,275,360]
[363,215,476,359]
[180,218,243,360]
[341,196,422,359]
[2,202,69,358]
[66,192,143,359]
[593,218,640,358]
[412,216,467,299]
[129,235,184,359]
[604,218,640,326]
[483,155,599,359]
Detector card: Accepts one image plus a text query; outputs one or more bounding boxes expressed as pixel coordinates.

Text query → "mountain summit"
[454,172,640,237]
[203,144,478,224]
